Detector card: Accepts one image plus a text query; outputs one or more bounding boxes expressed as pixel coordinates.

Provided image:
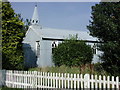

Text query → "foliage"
[23,19,31,33]
[0,1,2,69]
[2,2,24,70]
[52,35,93,67]
[87,2,120,76]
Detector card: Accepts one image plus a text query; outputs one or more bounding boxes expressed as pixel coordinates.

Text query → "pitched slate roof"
[26,5,97,42]
[29,24,97,41]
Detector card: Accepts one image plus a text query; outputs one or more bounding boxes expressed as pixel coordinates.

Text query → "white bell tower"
[31,5,40,25]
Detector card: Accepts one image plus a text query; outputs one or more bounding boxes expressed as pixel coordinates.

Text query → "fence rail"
[1,70,120,89]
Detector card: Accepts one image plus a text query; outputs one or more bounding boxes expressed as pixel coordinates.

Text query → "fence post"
[0,70,2,87]
[33,71,37,88]
[11,70,14,88]
[84,74,90,88]
[116,76,119,89]
[0,70,6,87]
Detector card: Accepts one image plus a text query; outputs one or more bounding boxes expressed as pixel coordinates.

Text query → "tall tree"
[0,0,2,69]
[87,2,120,76]
[52,35,93,67]
[2,2,24,70]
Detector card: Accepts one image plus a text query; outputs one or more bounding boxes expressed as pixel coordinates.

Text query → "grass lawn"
[1,87,23,90]
[29,64,109,76]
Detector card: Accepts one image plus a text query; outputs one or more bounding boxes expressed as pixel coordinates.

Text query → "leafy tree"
[23,19,31,33]
[2,2,24,70]
[0,1,2,69]
[52,35,93,67]
[87,2,120,76]
[15,14,30,34]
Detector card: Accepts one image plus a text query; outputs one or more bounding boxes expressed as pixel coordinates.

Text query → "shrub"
[52,36,93,67]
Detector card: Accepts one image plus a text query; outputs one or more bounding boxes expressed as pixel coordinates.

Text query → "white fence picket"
[103,75,106,88]
[91,75,94,88]
[80,74,83,89]
[1,70,119,89]
[50,72,52,88]
[99,75,102,88]
[61,73,64,88]
[58,73,60,88]
[112,76,115,88]
[95,75,97,89]
[64,73,66,88]
[116,76,119,89]
[71,74,73,89]
[107,76,110,88]
[67,73,70,89]
[55,73,58,88]
[84,74,90,88]
[74,74,76,88]
[77,74,79,89]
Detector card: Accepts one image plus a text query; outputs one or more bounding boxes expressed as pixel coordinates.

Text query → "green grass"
[30,65,80,74]
[29,64,109,76]
[1,87,23,90]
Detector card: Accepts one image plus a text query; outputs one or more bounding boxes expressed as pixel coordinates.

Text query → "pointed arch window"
[52,41,58,54]
[52,41,57,48]
[92,43,97,54]
[32,20,34,23]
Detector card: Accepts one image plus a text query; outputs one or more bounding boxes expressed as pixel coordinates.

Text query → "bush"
[52,36,93,67]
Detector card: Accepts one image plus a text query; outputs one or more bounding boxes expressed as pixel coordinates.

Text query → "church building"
[22,5,101,68]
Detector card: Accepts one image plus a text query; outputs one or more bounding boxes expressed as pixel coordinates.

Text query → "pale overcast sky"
[11,2,99,31]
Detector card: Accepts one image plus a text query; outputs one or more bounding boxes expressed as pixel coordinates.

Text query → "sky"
[11,2,99,31]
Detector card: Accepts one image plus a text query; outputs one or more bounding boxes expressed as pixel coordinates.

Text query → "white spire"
[31,5,39,25]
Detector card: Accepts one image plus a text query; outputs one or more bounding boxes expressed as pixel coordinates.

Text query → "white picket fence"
[1,70,120,89]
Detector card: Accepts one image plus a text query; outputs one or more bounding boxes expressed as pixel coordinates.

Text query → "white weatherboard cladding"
[92,50,102,63]
[23,27,41,44]
[37,40,54,67]
[23,25,101,68]
[23,6,101,68]
[23,26,42,68]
